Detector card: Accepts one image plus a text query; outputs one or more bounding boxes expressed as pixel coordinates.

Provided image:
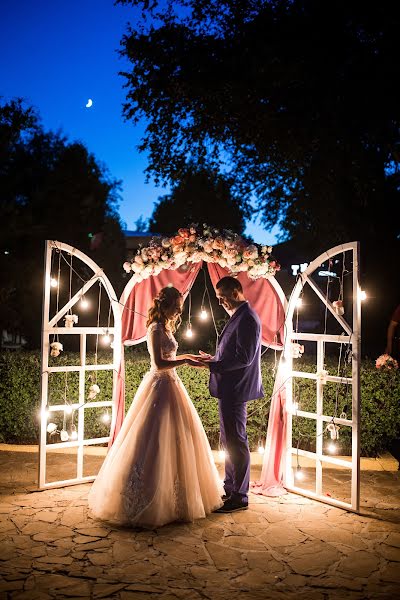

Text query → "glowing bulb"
[64,405,72,415]
[257,445,265,455]
[70,428,78,441]
[295,465,304,481]
[80,297,89,309]
[50,278,58,288]
[41,409,49,420]
[102,411,111,424]
[185,326,193,338]
[102,333,111,345]
[218,450,226,460]
[295,297,303,308]
[327,442,337,454]
[360,290,367,301]
[200,309,208,320]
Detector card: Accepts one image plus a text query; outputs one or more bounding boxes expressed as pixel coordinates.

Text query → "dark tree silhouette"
[117,0,400,252]
[149,167,247,236]
[0,99,126,347]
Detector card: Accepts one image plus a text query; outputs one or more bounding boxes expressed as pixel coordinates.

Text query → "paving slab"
[0,445,399,599]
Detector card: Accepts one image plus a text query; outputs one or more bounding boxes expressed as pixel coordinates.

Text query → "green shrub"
[0,351,399,457]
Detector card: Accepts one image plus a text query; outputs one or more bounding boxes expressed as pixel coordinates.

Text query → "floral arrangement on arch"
[375,354,399,370]
[123,224,280,283]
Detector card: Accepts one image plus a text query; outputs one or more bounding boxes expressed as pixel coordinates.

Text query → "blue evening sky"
[1,0,279,245]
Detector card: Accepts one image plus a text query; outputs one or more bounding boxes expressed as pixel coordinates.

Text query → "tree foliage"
[149,166,247,236]
[0,99,126,347]
[117,0,400,249]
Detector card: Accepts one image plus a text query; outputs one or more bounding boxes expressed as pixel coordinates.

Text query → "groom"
[199,276,264,512]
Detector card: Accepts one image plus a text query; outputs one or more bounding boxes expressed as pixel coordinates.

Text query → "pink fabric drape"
[251,362,287,496]
[109,263,203,445]
[206,264,284,348]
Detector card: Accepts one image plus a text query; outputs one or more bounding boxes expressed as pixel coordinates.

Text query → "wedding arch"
[39,229,361,512]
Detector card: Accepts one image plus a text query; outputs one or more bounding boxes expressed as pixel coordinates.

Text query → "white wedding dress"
[88,322,223,528]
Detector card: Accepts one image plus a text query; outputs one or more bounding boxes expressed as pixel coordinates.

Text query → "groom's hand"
[186,359,207,368]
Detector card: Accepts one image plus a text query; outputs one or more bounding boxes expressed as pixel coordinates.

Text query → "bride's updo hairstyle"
[146,286,183,332]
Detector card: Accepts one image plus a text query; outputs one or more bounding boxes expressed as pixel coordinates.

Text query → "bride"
[88,286,223,528]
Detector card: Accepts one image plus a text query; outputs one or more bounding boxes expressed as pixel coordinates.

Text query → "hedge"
[0,350,399,457]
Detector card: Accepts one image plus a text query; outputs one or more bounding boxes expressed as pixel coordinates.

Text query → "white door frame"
[38,241,122,489]
[283,242,361,511]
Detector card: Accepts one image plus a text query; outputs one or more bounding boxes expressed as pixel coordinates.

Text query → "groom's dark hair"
[216,276,243,294]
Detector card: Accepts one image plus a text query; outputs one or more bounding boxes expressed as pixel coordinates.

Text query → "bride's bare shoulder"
[147,321,164,333]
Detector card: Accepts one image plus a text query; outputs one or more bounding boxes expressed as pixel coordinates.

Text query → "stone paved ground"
[1,447,399,600]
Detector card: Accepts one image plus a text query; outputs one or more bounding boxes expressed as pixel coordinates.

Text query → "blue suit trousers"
[218,397,250,502]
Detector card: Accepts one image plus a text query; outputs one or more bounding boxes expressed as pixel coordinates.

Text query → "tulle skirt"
[88,368,223,528]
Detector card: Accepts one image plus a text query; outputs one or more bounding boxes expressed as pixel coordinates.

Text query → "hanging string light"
[70,422,78,441]
[294,437,305,481]
[185,292,194,338]
[102,301,113,345]
[50,277,58,288]
[199,270,209,320]
[64,253,78,327]
[80,295,89,309]
[102,410,111,424]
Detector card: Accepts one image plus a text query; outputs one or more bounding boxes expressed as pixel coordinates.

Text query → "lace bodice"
[146,322,178,370]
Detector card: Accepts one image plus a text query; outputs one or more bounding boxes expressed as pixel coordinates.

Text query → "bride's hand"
[185,353,202,361]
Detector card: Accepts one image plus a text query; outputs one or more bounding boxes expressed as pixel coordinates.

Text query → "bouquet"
[375,354,399,370]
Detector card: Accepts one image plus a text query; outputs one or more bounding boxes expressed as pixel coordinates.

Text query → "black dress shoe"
[214,498,248,513]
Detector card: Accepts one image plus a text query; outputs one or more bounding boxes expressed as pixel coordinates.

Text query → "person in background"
[385,303,400,361]
[385,302,400,470]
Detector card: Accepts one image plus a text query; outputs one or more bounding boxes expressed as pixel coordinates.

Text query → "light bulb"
[200,309,208,320]
[327,442,337,454]
[102,412,111,424]
[70,429,78,441]
[80,297,89,309]
[295,297,303,308]
[64,404,72,415]
[257,445,265,455]
[295,465,304,481]
[185,326,193,338]
[50,278,58,288]
[102,333,111,345]
[218,449,226,460]
[360,290,367,301]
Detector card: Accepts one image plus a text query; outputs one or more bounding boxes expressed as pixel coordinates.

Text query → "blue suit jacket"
[209,302,264,402]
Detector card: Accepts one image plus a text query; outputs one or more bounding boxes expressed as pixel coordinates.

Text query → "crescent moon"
[85,99,93,108]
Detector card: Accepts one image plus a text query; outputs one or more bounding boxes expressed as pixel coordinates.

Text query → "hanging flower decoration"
[376,354,399,370]
[123,224,280,283]
[332,300,344,316]
[87,384,100,400]
[64,314,78,328]
[50,341,63,357]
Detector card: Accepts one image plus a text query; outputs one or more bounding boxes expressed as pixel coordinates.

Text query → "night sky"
[1,0,278,244]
